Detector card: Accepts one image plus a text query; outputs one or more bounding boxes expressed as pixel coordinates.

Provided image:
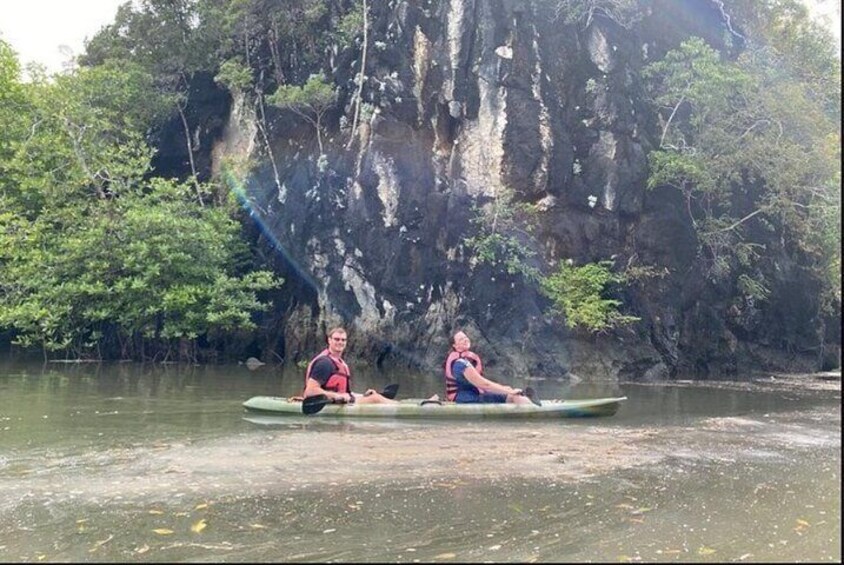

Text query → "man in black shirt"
[303,327,397,405]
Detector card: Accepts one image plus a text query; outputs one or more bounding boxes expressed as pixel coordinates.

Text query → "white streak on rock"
[455,71,506,198]
[445,0,466,101]
[596,131,618,211]
[587,25,615,73]
[532,36,552,194]
[372,153,400,227]
[412,26,432,125]
[210,90,257,179]
[342,261,395,330]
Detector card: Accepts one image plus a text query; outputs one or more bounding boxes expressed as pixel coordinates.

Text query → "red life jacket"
[304,349,351,393]
[444,350,483,401]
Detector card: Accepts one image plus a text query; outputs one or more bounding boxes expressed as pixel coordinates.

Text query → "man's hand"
[332,392,354,404]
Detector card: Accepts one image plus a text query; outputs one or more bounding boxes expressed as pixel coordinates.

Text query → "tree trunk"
[177,103,204,206]
[347,0,369,149]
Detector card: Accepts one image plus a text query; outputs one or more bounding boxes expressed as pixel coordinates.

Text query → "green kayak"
[242,396,626,420]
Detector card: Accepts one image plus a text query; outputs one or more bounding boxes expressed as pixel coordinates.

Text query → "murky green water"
[0,361,840,562]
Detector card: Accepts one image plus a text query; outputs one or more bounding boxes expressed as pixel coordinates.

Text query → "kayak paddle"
[301,383,399,415]
[301,394,333,415]
[522,386,542,407]
[376,383,399,399]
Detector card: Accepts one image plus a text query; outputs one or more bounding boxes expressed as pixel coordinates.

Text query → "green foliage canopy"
[644,34,841,313]
[267,73,336,154]
[0,41,281,359]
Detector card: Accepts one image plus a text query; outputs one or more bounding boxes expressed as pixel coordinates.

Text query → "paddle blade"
[523,387,542,407]
[302,394,331,415]
[381,383,399,399]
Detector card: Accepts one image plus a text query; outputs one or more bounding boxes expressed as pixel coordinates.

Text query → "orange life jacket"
[444,350,483,401]
[304,349,351,394]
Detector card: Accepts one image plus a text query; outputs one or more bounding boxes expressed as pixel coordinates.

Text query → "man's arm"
[462,364,521,396]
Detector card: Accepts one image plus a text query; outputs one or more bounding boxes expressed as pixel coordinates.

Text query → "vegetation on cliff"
[644,33,840,320]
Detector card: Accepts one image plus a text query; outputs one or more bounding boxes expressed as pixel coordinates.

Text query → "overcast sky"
[0,0,127,74]
[0,0,839,76]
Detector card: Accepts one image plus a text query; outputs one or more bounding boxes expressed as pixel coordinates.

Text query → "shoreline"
[627,370,842,394]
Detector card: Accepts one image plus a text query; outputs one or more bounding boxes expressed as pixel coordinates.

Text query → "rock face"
[204,0,836,379]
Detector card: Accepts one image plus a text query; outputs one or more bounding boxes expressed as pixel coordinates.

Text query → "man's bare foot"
[420,393,442,406]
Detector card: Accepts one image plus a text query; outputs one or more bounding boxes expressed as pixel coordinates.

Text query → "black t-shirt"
[308,356,337,387]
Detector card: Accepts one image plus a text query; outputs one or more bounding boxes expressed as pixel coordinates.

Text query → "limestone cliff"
[200,0,837,379]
